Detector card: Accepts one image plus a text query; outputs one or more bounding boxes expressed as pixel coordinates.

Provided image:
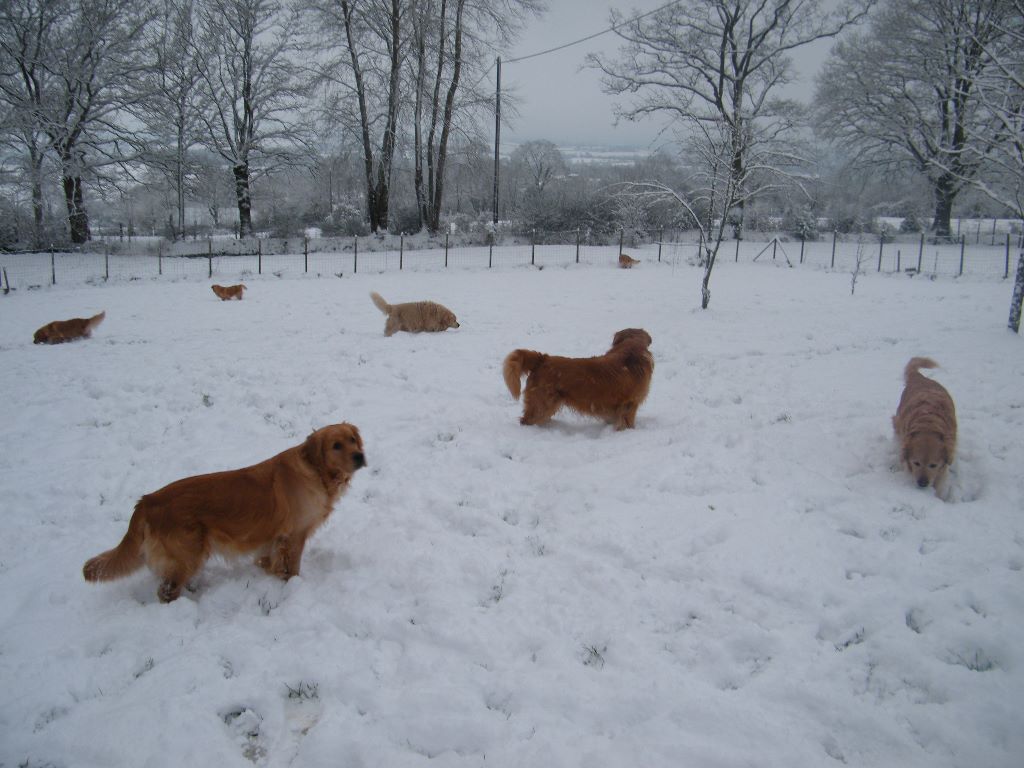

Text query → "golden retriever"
[83,424,365,602]
[503,328,654,430]
[33,311,105,344]
[212,283,246,300]
[892,357,956,494]
[370,291,459,336]
[618,253,640,269]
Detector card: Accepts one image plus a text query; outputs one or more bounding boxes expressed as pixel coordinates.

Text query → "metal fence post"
[158,241,163,276]
[619,228,624,255]
[772,238,777,261]
[799,236,805,264]
[105,247,109,281]
[734,236,739,263]
[831,230,837,269]
[400,233,404,270]
[958,235,965,276]
[50,246,55,285]
[304,236,308,273]
[488,240,493,268]
[353,235,358,273]
[658,227,663,262]
[1005,233,1011,279]
[876,233,884,272]
[917,232,924,272]
[208,255,212,278]
[445,232,449,268]
[896,249,901,272]
[575,228,580,264]
[258,238,262,274]
[531,230,535,266]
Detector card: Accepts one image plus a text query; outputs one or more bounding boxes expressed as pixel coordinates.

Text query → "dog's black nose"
[353,452,366,468]
[917,477,929,488]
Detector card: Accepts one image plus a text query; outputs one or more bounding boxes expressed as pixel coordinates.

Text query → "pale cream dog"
[370,292,460,336]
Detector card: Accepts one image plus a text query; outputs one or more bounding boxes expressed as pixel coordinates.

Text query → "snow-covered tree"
[814,0,1013,239]
[196,0,311,238]
[590,0,872,308]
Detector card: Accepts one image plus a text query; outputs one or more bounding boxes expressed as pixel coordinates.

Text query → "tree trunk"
[30,149,45,249]
[931,176,955,238]
[62,174,90,244]
[428,0,465,235]
[700,243,719,309]
[176,126,186,239]
[233,163,252,237]
[1009,251,1024,334]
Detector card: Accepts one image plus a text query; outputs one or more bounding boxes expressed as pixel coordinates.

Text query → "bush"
[783,206,819,241]
[900,212,924,233]
[388,206,424,236]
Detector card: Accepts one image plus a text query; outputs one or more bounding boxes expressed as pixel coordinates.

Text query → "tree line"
[1,0,1022,301]
[0,0,541,247]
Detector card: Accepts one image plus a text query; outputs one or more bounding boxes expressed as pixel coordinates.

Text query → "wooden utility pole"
[492,57,501,225]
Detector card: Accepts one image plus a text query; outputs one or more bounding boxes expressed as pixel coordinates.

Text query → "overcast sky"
[499,0,837,149]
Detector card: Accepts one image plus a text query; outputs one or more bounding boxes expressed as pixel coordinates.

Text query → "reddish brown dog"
[212,284,246,300]
[892,357,957,495]
[33,311,105,344]
[503,328,654,430]
[83,424,365,602]
[618,253,640,269]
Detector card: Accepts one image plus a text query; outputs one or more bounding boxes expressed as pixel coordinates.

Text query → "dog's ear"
[301,430,325,471]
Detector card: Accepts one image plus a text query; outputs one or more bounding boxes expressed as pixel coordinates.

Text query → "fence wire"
[1,231,1018,292]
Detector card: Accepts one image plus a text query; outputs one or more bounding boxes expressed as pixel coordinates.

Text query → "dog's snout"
[353,452,366,468]
[917,476,930,488]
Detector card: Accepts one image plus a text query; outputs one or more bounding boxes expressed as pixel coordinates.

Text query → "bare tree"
[196,0,311,238]
[815,0,1012,238]
[0,0,65,247]
[140,0,204,240]
[590,0,873,308]
[956,0,1024,331]
[1,0,153,244]
[308,0,406,234]
[509,139,564,193]
[407,0,541,233]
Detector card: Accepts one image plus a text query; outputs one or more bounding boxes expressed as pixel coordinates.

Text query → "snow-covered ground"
[0,258,1021,767]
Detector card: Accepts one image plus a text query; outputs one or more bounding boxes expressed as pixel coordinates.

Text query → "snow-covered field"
[0,258,1021,767]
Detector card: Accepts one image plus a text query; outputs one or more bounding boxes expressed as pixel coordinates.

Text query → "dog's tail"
[87,311,106,333]
[370,292,390,315]
[503,349,545,400]
[83,503,145,582]
[904,357,939,381]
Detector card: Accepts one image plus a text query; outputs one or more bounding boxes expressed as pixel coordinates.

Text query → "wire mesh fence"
[1,229,1019,293]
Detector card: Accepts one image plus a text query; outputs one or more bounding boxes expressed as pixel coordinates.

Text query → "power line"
[505,0,685,64]
[469,0,684,91]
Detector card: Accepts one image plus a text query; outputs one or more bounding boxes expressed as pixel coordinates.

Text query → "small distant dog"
[892,357,957,494]
[33,311,105,345]
[370,291,459,336]
[83,424,366,602]
[618,253,640,269]
[212,284,246,300]
[503,328,654,430]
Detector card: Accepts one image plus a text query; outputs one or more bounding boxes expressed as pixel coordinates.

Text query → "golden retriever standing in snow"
[892,357,957,495]
[503,328,654,430]
[83,424,366,602]
[211,284,246,300]
[370,291,459,336]
[618,253,640,268]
